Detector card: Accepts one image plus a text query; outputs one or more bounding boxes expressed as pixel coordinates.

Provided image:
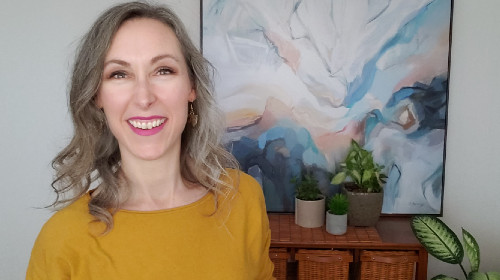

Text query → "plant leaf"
[432,275,459,280]
[486,272,500,280]
[351,170,361,183]
[468,272,500,280]
[351,139,360,149]
[411,216,464,264]
[463,228,480,272]
[468,272,486,280]
[362,170,372,184]
[331,172,346,185]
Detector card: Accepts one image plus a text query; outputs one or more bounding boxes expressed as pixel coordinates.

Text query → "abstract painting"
[202,0,452,214]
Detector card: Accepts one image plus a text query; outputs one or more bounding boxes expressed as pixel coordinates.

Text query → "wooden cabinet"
[269,214,427,280]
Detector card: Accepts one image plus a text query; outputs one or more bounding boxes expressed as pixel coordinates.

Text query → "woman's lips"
[127,117,166,136]
[128,118,166,129]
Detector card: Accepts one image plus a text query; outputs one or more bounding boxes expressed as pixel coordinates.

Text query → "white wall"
[430,0,500,277]
[1,0,498,279]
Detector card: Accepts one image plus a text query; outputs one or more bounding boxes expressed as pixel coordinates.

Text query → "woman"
[26,2,274,279]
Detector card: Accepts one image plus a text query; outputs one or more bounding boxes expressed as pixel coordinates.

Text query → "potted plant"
[411,215,500,280]
[293,173,325,228]
[326,193,349,235]
[331,139,387,226]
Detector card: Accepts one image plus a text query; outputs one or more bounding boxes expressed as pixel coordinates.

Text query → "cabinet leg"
[416,248,428,280]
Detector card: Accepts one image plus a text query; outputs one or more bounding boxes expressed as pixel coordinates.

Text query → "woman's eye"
[109,71,126,79]
[158,68,173,75]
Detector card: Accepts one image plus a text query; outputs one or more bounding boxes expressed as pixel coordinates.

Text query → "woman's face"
[97,18,195,162]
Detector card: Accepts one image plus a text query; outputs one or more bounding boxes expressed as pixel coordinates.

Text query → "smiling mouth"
[128,118,166,130]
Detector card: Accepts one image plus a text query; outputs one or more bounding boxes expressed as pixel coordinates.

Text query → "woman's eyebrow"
[103,54,180,67]
[151,54,180,64]
[103,59,130,68]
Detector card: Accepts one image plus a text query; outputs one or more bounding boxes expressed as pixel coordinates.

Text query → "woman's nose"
[133,77,156,109]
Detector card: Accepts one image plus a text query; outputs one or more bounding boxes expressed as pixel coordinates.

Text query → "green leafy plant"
[293,173,322,201]
[330,139,387,193]
[411,215,500,280]
[328,193,349,215]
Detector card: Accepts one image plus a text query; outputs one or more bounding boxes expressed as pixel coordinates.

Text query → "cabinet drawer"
[296,249,352,280]
[359,250,418,280]
[270,248,289,280]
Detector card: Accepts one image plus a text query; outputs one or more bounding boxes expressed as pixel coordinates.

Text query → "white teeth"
[128,118,166,130]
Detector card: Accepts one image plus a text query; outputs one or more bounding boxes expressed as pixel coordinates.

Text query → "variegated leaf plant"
[411,216,500,280]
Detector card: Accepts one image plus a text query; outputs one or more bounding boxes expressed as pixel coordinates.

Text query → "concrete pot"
[345,188,383,227]
[295,196,325,228]
[326,212,347,235]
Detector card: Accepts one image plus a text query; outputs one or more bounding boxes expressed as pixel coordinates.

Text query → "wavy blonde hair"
[51,1,239,232]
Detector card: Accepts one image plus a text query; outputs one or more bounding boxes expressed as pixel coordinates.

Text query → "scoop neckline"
[86,190,213,215]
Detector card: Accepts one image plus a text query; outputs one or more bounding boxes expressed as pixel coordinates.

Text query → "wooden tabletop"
[269,213,422,250]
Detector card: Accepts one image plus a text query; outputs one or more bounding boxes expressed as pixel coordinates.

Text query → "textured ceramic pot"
[345,189,383,226]
[295,196,325,228]
[326,212,347,235]
[343,185,384,227]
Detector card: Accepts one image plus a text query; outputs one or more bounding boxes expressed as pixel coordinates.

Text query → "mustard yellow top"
[26,170,274,279]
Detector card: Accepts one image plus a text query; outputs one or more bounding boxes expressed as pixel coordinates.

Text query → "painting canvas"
[202,0,452,214]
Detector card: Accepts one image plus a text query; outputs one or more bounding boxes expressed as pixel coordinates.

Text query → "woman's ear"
[188,88,196,102]
[94,94,103,109]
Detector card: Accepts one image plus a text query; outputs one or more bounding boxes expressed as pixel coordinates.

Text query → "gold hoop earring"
[188,102,198,127]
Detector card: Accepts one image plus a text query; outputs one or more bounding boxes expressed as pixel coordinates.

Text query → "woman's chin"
[123,147,170,162]
[135,151,167,161]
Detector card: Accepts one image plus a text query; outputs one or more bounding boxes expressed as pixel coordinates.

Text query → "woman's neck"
[117,153,206,211]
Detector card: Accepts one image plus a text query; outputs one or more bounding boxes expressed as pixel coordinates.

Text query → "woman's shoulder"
[36,194,94,243]
[221,168,265,210]
[223,168,262,195]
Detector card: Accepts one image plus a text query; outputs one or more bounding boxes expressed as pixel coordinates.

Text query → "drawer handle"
[296,254,352,263]
[361,255,419,264]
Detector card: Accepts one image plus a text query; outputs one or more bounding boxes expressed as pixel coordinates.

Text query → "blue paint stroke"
[345,1,437,107]
[231,123,329,212]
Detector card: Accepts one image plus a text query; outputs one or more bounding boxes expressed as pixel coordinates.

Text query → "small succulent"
[293,173,322,201]
[411,215,500,280]
[328,193,349,215]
